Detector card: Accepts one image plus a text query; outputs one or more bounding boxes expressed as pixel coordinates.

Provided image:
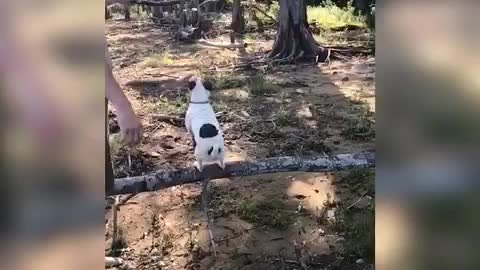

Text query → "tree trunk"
[124,3,130,21]
[105,6,111,20]
[231,0,245,34]
[153,6,163,18]
[268,0,327,61]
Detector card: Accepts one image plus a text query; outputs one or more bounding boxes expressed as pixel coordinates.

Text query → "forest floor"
[105,13,375,270]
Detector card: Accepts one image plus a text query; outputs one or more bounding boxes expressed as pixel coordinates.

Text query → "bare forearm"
[105,66,132,110]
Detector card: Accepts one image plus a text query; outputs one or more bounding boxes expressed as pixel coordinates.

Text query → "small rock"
[352,64,374,74]
[356,258,365,264]
[166,150,182,158]
[340,76,349,81]
[327,209,336,221]
[295,88,306,94]
[241,110,250,117]
[296,201,304,213]
[297,106,313,119]
[337,237,345,242]
[105,257,123,268]
[150,151,161,157]
[318,228,325,236]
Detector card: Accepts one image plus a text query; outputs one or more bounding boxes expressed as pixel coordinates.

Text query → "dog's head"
[188,76,213,95]
[188,77,213,92]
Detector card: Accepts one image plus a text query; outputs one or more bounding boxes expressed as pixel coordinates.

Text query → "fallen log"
[111,152,375,195]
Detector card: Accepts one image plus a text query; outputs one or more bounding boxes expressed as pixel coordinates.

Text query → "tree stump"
[268,0,327,62]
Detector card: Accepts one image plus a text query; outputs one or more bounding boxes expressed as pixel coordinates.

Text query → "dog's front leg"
[217,159,225,170]
[193,160,203,172]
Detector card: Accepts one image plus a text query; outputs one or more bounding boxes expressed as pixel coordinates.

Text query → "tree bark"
[153,6,163,18]
[268,0,327,62]
[110,152,375,195]
[231,0,245,34]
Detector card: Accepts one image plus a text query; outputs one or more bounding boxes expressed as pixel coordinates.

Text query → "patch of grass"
[156,94,189,115]
[341,103,375,141]
[141,52,176,68]
[158,230,174,254]
[109,226,128,256]
[308,0,366,30]
[274,110,291,127]
[247,75,280,96]
[313,30,348,45]
[336,209,374,262]
[188,185,242,218]
[333,168,374,263]
[208,186,242,218]
[238,197,293,230]
[244,34,260,53]
[200,71,248,90]
[254,2,280,25]
[109,133,127,159]
[341,115,375,141]
[108,3,125,16]
[129,5,151,20]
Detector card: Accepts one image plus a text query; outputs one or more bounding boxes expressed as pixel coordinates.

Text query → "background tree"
[231,0,245,33]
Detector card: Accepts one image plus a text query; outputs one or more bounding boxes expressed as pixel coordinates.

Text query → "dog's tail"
[207,144,222,157]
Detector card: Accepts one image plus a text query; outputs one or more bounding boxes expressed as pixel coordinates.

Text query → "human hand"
[114,102,143,146]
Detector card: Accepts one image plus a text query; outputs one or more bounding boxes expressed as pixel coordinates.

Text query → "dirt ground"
[106,17,375,270]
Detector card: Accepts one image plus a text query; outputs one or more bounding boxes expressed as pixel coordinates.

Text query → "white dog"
[185,76,225,172]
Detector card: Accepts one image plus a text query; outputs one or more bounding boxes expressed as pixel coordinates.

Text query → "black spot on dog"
[199,123,218,138]
[188,79,196,90]
[208,146,214,155]
[202,80,213,91]
[218,148,221,154]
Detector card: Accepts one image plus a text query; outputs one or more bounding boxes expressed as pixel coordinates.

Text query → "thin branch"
[132,0,188,6]
[151,114,185,126]
[198,0,221,8]
[248,4,277,24]
[111,152,375,195]
[197,39,248,49]
[111,196,120,251]
[118,193,137,206]
[201,178,217,256]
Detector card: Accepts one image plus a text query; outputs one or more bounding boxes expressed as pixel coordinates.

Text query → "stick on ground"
[201,178,217,256]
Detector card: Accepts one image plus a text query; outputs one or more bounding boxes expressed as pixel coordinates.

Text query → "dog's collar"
[190,100,209,104]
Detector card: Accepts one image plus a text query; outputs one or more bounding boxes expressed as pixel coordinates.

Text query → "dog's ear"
[202,79,213,91]
[188,78,196,90]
